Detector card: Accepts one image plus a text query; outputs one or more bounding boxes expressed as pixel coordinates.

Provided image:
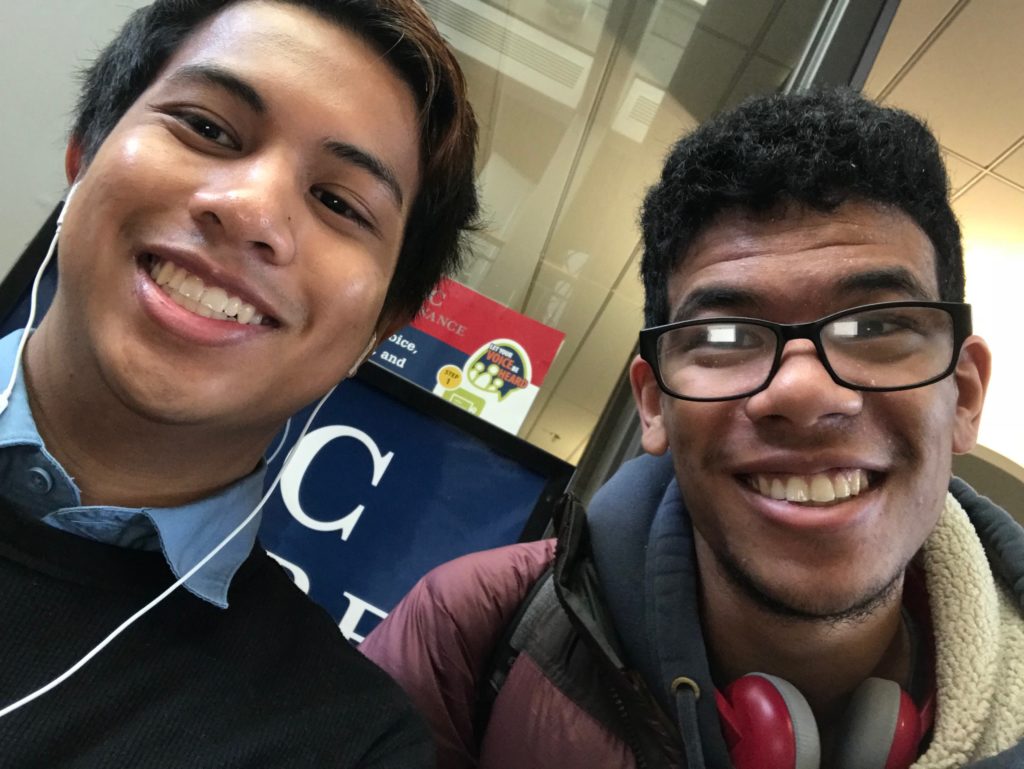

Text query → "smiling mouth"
[743,469,876,506]
[140,254,277,327]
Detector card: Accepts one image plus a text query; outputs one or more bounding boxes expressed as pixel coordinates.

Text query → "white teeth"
[166,266,187,290]
[809,475,836,503]
[155,261,177,285]
[833,473,851,498]
[750,470,873,506]
[850,469,863,494]
[179,275,204,300]
[146,257,267,326]
[785,477,809,502]
[200,287,229,313]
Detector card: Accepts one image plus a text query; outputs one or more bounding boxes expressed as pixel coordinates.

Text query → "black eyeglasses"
[639,301,972,402]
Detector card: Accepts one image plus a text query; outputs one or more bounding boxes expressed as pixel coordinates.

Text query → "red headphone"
[715,672,935,769]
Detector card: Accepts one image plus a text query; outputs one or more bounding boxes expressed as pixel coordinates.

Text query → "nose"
[190,158,298,265]
[744,339,862,427]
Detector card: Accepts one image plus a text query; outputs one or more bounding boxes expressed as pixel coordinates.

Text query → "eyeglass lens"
[656,305,955,399]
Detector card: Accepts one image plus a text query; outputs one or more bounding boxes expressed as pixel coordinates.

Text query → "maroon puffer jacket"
[360,539,640,769]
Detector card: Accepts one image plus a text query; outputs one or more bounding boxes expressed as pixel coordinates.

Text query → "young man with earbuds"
[0,0,478,765]
[362,89,1024,767]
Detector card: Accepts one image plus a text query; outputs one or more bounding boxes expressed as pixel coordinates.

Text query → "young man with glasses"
[362,88,1024,768]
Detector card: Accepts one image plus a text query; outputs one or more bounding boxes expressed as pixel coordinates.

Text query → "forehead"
[666,200,941,318]
[149,0,421,184]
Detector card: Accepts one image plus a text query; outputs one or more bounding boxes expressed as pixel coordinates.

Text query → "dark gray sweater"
[0,507,432,768]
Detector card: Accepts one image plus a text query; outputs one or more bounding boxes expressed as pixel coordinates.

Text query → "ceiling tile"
[668,25,747,123]
[525,395,598,461]
[993,142,1024,188]
[649,0,700,51]
[759,0,829,68]
[882,0,1024,165]
[694,0,774,47]
[723,55,790,111]
[863,0,958,98]
[954,175,1024,253]
[942,150,981,194]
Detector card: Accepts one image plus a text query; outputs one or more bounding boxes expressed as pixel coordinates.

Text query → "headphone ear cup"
[718,673,821,769]
[834,678,921,769]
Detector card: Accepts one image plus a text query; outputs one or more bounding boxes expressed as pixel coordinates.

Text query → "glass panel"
[423,0,830,460]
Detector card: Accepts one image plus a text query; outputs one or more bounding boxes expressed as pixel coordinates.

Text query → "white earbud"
[347,333,377,378]
[57,182,79,226]
[0,183,79,416]
[0,179,352,718]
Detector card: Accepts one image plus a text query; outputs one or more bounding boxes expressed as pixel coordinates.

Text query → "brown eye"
[177,112,238,149]
[312,188,373,232]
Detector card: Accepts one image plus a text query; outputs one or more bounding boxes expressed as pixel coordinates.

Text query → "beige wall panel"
[943,151,982,194]
[0,1,149,274]
[556,291,642,414]
[760,0,831,68]
[883,0,1024,165]
[993,143,1024,187]
[863,0,959,97]
[953,176,1024,466]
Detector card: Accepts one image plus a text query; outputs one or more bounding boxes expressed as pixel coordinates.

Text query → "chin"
[726,557,905,625]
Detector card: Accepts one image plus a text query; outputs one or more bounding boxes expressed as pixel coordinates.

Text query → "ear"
[65,138,84,184]
[951,335,992,454]
[630,355,669,456]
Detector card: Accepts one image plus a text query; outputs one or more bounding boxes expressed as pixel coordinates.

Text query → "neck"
[23,321,274,509]
[697,538,911,738]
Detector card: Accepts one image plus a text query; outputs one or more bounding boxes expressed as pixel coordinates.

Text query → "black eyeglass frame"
[638,300,973,402]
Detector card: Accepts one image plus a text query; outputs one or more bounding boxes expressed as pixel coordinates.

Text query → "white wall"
[0,1,147,274]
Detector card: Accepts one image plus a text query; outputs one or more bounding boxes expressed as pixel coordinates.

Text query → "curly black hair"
[639,87,962,326]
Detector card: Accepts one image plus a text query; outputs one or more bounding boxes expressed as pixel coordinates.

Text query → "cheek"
[304,256,394,342]
[667,402,735,466]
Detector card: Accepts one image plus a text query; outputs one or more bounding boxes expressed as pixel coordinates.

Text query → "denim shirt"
[0,331,265,608]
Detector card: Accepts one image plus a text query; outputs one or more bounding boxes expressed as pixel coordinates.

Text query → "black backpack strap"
[473,565,554,744]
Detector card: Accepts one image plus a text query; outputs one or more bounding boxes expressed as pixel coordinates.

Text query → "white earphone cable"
[0,385,335,719]
[0,188,75,415]
[0,185,337,719]
[265,417,292,465]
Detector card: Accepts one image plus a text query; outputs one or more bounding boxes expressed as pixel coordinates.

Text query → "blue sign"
[258,365,568,642]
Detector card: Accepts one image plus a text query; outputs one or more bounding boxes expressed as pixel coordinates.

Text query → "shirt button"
[27,467,54,495]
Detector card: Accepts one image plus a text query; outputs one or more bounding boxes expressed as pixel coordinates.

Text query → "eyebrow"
[671,286,762,322]
[164,64,406,211]
[834,268,934,299]
[670,266,937,324]
[165,64,266,114]
[323,140,405,210]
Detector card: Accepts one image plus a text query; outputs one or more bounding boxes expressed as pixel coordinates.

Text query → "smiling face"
[43,0,421,434]
[631,201,990,620]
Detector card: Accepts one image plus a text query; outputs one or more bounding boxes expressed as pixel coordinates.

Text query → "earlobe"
[630,355,669,456]
[65,139,84,184]
[951,335,992,454]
